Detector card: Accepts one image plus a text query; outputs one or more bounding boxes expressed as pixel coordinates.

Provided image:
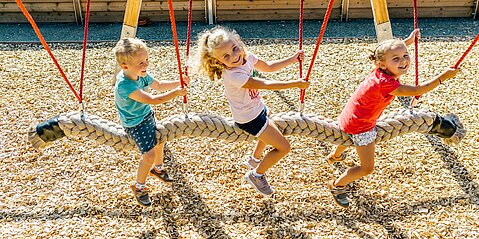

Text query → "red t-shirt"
[339,68,401,134]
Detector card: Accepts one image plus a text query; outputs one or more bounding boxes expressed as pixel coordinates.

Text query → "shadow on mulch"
[0,140,474,239]
[0,94,475,239]
[398,97,479,205]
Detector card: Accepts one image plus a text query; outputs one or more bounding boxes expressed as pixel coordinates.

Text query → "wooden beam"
[120,0,142,38]
[72,0,82,24]
[206,0,216,24]
[114,0,142,84]
[370,0,393,42]
[474,0,478,19]
[341,0,350,21]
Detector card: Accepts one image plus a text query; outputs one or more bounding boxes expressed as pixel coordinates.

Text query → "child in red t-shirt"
[327,30,460,208]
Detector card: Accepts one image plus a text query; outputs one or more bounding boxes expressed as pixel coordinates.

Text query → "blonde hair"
[369,39,406,63]
[113,38,148,65]
[193,26,246,80]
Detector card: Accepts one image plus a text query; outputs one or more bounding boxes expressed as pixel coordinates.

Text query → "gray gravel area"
[1,18,478,43]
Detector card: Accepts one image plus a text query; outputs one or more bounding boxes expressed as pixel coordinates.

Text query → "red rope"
[298,0,304,80]
[413,0,420,100]
[185,0,193,76]
[79,0,92,102]
[167,0,187,103]
[453,33,479,68]
[15,0,81,102]
[300,0,335,103]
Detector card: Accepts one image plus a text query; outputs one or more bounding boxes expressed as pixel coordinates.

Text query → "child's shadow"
[142,145,314,239]
[236,190,471,239]
[140,145,231,239]
[244,198,312,239]
[398,96,479,205]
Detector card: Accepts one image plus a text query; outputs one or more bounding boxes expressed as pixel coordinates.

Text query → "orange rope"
[15,0,81,102]
[453,33,479,68]
[413,0,420,101]
[167,0,187,104]
[300,0,335,104]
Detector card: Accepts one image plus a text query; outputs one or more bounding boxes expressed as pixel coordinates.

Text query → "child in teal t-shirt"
[113,38,189,207]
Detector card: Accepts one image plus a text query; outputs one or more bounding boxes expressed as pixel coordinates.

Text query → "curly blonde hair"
[193,26,246,80]
[113,38,148,66]
[369,39,406,64]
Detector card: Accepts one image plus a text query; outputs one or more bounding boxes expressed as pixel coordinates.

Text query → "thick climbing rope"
[29,110,465,152]
[453,33,479,68]
[300,0,335,112]
[15,0,81,103]
[167,0,188,107]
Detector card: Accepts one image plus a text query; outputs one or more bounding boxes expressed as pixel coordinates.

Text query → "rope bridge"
[29,110,465,152]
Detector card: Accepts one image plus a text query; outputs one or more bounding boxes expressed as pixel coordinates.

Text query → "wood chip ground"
[0,38,478,238]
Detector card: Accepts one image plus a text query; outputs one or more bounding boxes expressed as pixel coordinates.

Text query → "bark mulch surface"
[1,37,478,238]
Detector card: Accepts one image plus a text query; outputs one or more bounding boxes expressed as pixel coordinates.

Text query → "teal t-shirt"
[114,71,154,127]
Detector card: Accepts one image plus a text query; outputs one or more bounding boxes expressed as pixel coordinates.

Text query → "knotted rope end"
[441,113,466,145]
[428,113,466,145]
[28,128,49,150]
[28,115,66,150]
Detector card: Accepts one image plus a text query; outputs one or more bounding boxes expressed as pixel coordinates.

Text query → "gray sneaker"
[242,156,261,169]
[131,183,152,207]
[328,180,350,208]
[244,170,274,196]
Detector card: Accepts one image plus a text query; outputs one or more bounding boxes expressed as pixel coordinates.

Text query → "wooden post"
[205,0,216,24]
[72,0,82,25]
[370,0,393,42]
[113,0,142,84]
[341,0,350,21]
[120,0,142,38]
[474,0,478,20]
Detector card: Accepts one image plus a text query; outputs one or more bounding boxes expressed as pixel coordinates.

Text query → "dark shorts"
[236,107,269,137]
[124,111,157,154]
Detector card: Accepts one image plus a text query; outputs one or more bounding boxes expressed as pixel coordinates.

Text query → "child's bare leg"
[153,142,165,166]
[136,149,156,184]
[255,121,291,174]
[333,145,348,157]
[252,140,267,159]
[252,109,272,159]
[326,144,348,164]
[334,142,375,187]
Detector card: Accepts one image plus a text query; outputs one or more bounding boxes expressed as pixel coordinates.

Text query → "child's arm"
[254,50,304,72]
[150,75,190,92]
[128,87,187,105]
[242,77,310,90]
[403,29,420,46]
[390,67,459,97]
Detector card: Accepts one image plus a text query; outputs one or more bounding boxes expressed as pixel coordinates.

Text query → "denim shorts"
[236,107,269,137]
[124,111,157,154]
[349,128,377,147]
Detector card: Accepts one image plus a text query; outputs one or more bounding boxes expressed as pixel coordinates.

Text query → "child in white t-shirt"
[194,26,310,196]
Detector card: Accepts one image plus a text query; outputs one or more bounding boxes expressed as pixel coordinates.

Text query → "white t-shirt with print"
[222,53,265,124]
